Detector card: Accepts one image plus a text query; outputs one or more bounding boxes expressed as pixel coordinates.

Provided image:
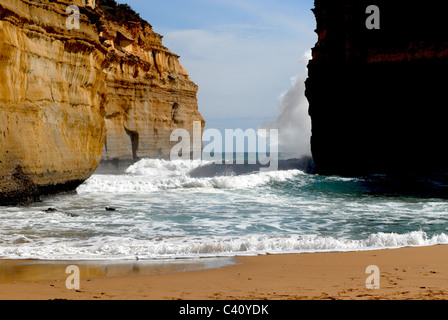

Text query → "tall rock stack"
[306,1,448,176]
[98,8,204,164]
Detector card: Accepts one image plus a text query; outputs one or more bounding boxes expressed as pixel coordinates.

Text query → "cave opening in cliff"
[125,127,139,162]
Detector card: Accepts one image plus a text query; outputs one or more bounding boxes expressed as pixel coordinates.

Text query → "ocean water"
[1,155,448,261]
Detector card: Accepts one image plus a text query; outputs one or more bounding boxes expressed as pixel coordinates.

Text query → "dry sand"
[1,245,448,300]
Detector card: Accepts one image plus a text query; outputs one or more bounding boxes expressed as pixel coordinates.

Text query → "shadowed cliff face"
[0,0,203,204]
[306,1,448,176]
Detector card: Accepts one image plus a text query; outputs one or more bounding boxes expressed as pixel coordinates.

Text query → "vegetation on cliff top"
[98,0,150,27]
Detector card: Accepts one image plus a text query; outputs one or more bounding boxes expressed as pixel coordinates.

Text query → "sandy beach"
[1,245,448,300]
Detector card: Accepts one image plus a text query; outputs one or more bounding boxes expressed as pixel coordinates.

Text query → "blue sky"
[115,0,316,134]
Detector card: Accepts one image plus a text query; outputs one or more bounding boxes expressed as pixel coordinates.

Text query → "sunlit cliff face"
[100,17,204,162]
[0,0,203,204]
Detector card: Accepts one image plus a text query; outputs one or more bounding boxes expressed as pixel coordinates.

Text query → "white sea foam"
[182,170,304,190]
[125,159,207,177]
[77,159,305,194]
[1,231,447,261]
[4,158,448,262]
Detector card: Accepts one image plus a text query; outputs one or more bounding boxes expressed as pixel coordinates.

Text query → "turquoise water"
[0,156,448,260]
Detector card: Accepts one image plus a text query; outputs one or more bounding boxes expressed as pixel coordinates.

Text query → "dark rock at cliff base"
[306,1,448,176]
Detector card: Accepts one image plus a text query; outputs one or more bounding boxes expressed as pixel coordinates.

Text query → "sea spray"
[261,51,312,158]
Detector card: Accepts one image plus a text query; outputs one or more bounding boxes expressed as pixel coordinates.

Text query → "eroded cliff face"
[0,0,204,204]
[99,14,204,163]
[0,0,108,204]
[306,1,448,176]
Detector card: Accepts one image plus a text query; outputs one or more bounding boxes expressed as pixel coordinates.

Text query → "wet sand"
[1,245,448,300]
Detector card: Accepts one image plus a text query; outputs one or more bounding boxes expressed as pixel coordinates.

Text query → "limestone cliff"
[0,0,108,204]
[98,2,204,163]
[306,1,448,176]
[0,0,203,204]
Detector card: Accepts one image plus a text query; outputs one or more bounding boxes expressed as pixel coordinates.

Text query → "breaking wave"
[1,231,447,261]
[77,159,305,194]
[2,158,448,262]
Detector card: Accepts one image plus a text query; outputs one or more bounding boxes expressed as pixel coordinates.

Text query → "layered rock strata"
[0,0,203,204]
[0,0,108,204]
[99,12,204,164]
[306,1,448,176]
